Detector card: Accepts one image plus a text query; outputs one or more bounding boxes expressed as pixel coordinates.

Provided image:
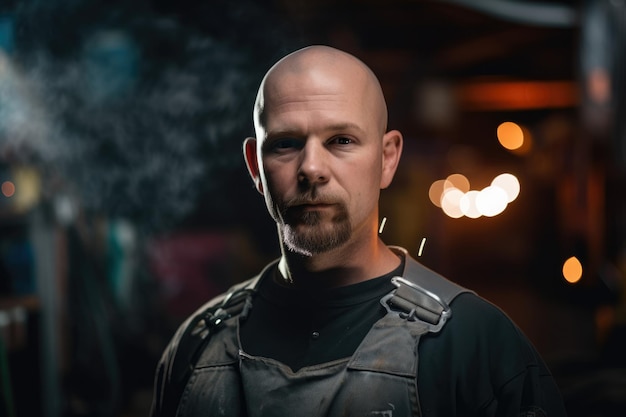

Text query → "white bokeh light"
[430,171,521,219]
[492,173,520,202]
[441,187,465,218]
[476,186,508,217]
[460,190,482,218]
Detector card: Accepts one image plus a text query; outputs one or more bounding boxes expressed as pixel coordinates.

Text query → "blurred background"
[0,0,624,416]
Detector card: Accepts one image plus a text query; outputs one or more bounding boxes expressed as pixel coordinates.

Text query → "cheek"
[260,162,296,216]
[260,182,282,223]
[354,188,380,213]
[348,157,382,192]
[262,163,292,196]
[346,165,382,208]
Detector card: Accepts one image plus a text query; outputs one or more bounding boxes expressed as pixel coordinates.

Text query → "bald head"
[242,45,404,262]
[253,46,388,136]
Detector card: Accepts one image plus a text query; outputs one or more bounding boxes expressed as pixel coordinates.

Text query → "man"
[151,45,567,416]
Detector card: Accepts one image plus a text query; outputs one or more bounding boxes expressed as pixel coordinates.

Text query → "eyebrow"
[326,122,366,135]
[267,122,366,138]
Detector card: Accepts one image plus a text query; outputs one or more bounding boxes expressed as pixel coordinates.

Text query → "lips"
[297,203,333,209]
[279,193,343,221]
[283,201,334,221]
[288,196,334,207]
[288,203,332,216]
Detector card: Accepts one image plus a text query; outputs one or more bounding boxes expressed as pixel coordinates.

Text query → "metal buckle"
[380,276,452,333]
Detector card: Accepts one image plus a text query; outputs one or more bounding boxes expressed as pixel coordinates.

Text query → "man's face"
[253,67,386,256]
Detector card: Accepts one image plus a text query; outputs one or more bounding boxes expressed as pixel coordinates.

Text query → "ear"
[380,129,403,189]
[243,137,264,194]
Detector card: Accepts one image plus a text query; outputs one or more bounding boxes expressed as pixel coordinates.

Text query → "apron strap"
[382,246,473,333]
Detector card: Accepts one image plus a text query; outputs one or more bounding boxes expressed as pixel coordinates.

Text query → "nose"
[297,140,329,186]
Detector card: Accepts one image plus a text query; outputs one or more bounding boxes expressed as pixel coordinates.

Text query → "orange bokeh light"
[562,256,583,284]
[497,122,524,150]
[2,181,15,198]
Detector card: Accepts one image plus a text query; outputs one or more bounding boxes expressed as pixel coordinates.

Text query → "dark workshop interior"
[0,0,625,416]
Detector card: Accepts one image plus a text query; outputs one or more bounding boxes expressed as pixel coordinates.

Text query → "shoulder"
[450,292,520,331]
[418,292,566,416]
[418,292,555,409]
[150,267,273,416]
[391,247,536,363]
[156,261,275,373]
[447,292,538,358]
[452,292,540,353]
[166,271,266,353]
[422,291,547,384]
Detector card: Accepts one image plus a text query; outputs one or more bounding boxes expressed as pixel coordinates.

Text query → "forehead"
[257,66,372,131]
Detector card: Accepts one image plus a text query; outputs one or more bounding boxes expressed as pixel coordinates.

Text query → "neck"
[277,235,401,289]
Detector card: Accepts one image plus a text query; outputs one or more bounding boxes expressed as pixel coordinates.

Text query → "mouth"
[292,201,335,211]
[298,202,332,208]
[280,194,343,221]
[289,205,331,216]
[282,201,335,221]
[281,198,348,227]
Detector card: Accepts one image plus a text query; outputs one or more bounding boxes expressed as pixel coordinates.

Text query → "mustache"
[278,190,345,219]
[283,191,340,208]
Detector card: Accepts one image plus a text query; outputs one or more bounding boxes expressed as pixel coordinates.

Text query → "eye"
[331,136,354,145]
[267,138,303,153]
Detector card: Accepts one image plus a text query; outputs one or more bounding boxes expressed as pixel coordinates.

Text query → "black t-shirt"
[239,263,567,416]
[240,262,401,371]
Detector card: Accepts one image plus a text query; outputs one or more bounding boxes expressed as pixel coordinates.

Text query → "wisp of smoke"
[1,0,299,232]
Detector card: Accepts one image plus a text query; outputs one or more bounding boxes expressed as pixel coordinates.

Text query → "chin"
[282,223,351,256]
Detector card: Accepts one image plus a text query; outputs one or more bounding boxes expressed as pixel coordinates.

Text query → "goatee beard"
[278,194,351,256]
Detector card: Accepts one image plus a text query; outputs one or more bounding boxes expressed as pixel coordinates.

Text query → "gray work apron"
[176,312,430,417]
[172,248,469,417]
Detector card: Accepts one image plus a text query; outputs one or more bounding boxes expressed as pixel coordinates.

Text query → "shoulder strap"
[381,246,473,333]
[151,261,275,417]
